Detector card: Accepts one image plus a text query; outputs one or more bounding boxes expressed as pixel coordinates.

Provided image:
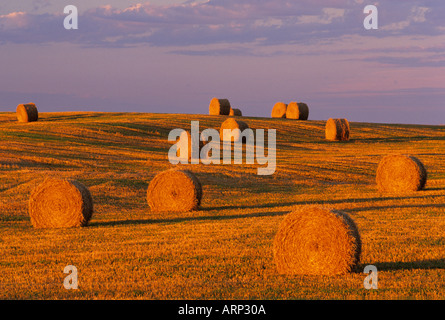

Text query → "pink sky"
[0,0,444,124]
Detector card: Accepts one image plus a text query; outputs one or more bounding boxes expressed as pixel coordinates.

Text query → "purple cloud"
[354,55,445,68]
[0,0,443,49]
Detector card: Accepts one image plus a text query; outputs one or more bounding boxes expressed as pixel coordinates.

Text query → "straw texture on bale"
[16,103,38,123]
[325,118,350,141]
[229,108,242,116]
[376,154,427,193]
[219,118,249,143]
[29,178,93,228]
[176,131,205,161]
[209,98,231,115]
[273,206,361,275]
[271,102,287,118]
[147,169,202,212]
[286,102,309,120]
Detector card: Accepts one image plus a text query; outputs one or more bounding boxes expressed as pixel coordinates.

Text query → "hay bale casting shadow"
[376,154,427,193]
[273,206,361,275]
[271,102,287,118]
[209,98,231,115]
[147,169,202,212]
[229,108,242,116]
[286,102,309,120]
[219,118,250,143]
[17,103,38,123]
[29,178,93,228]
[325,118,350,141]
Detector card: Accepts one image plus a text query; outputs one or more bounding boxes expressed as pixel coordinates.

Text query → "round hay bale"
[271,102,287,118]
[176,130,205,162]
[286,102,309,120]
[147,169,202,212]
[209,98,231,115]
[29,178,93,228]
[273,206,361,275]
[16,103,38,123]
[325,118,350,141]
[229,108,242,116]
[376,154,427,193]
[219,118,249,143]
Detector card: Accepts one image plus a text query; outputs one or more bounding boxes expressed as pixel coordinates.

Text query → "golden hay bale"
[147,169,202,212]
[29,178,93,228]
[271,102,287,118]
[176,131,205,161]
[209,98,231,115]
[229,108,242,116]
[286,102,309,120]
[325,118,350,141]
[376,154,427,193]
[16,103,38,123]
[273,206,361,275]
[219,118,249,143]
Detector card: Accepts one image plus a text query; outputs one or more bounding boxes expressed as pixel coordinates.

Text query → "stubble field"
[0,111,444,299]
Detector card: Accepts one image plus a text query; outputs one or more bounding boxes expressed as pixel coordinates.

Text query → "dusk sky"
[0,0,444,124]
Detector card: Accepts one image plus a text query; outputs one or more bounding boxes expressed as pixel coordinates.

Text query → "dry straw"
[271,102,287,118]
[29,178,93,228]
[147,169,202,212]
[273,206,361,275]
[286,102,309,120]
[325,118,350,141]
[219,118,249,143]
[229,108,242,116]
[209,98,231,115]
[16,103,38,123]
[376,154,427,193]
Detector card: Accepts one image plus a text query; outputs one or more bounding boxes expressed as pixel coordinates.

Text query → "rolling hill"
[0,111,444,299]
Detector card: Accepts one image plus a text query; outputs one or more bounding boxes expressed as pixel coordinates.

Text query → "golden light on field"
[0,111,444,299]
